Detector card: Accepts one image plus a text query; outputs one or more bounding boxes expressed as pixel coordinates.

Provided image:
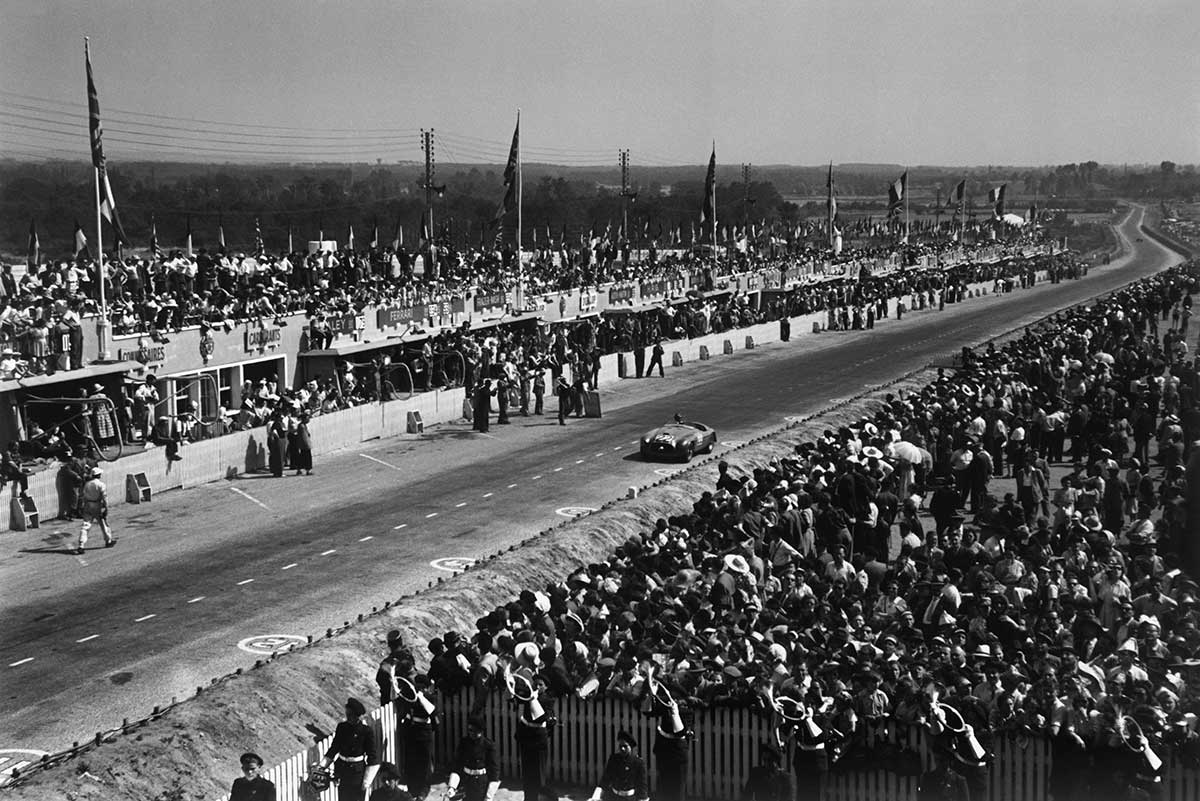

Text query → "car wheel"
[702,438,715,454]
[682,445,695,463]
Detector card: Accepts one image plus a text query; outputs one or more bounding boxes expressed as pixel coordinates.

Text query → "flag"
[287,222,294,253]
[218,215,226,251]
[27,219,39,268]
[888,171,907,213]
[950,179,965,209]
[989,184,1007,217]
[700,144,717,242]
[492,112,520,224]
[1027,202,1037,223]
[74,219,89,259]
[347,224,355,251]
[99,169,128,244]
[391,215,404,251]
[85,39,106,170]
[826,163,838,244]
[254,217,265,256]
[370,219,379,249]
[185,216,193,257]
[419,215,430,247]
[149,216,161,259]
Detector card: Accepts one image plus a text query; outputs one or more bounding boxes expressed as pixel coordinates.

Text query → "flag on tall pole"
[218,214,227,251]
[370,218,379,250]
[950,179,965,212]
[254,217,265,256]
[826,162,837,248]
[492,112,520,225]
[86,38,127,247]
[287,222,294,253]
[347,224,355,252]
[185,215,193,257]
[888,171,907,214]
[391,216,404,251]
[74,219,89,259]
[989,184,1007,217]
[27,219,39,268]
[700,144,717,246]
[149,216,161,259]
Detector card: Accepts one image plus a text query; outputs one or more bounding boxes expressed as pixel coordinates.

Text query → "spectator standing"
[292,414,313,476]
[646,339,665,378]
[228,752,276,801]
[556,376,571,426]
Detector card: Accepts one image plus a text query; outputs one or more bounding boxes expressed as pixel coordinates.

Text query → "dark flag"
[492,112,520,224]
[700,144,717,242]
[27,219,39,268]
[86,39,127,244]
[888,171,907,213]
[950,179,965,209]
[989,184,1007,217]
[74,219,89,259]
[826,163,838,244]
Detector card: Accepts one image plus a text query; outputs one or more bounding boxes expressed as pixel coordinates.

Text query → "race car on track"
[639,419,717,462]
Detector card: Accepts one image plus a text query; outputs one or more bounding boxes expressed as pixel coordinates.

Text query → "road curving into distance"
[0,203,1183,797]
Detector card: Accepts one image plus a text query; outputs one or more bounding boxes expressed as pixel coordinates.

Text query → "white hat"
[723,554,750,575]
[91,466,103,477]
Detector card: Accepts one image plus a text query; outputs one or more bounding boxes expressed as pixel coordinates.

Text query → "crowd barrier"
[234,694,1200,801]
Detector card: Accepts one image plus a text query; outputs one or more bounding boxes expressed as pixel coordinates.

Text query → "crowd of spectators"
[388,262,1200,796]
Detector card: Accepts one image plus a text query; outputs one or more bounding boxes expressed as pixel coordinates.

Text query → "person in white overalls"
[75,466,115,553]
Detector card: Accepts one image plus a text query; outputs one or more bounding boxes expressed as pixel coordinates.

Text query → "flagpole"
[86,37,110,361]
[712,141,718,267]
[904,167,909,245]
[516,108,523,310]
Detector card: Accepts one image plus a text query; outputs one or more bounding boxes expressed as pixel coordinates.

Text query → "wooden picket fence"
[234,695,1200,801]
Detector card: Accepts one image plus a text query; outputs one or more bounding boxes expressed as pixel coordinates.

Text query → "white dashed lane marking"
[236,579,255,586]
[360,453,404,471]
[8,658,33,667]
[281,563,297,570]
[321,549,337,556]
[575,459,584,464]
[134,614,156,622]
[76,634,99,643]
[553,467,563,472]
[359,536,374,542]
[531,475,542,481]
[595,452,605,457]
[394,524,407,530]
[188,596,206,603]
[228,486,270,510]
[482,492,493,498]
[426,512,438,518]
[507,483,518,488]
[455,502,467,508]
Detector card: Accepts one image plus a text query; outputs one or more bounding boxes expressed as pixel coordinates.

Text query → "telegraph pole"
[619,149,638,262]
[419,129,445,280]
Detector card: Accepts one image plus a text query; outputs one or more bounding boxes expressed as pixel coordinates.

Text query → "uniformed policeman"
[369,762,413,801]
[648,675,693,801]
[511,670,555,801]
[398,675,438,801]
[228,751,276,801]
[377,630,415,706]
[443,715,500,801]
[590,730,649,801]
[740,740,797,801]
[319,697,380,801]
[75,466,115,553]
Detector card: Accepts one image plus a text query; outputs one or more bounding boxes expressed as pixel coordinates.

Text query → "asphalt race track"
[0,204,1181,754]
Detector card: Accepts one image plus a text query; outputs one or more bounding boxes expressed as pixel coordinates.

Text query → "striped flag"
[700,144,717,242]
[27,219,39,268]
[492,112,520,224]
[989,184,1007,217]
[74,219,89,259]
[888,171,907,213]
[86,39,128,244]
[149,216,161,259]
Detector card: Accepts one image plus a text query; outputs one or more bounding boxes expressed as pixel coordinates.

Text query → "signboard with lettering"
[377,305,425,328]
[608,285,634,304]
[245,326,282,352]
[640,279,666,299]
[326,314,363,336]
[742,273,761,290]
[473,291,507,312]
[579,291,598,313]
[117,344,167,365]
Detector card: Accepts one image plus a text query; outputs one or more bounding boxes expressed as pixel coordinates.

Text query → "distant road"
[0,203,1179,754]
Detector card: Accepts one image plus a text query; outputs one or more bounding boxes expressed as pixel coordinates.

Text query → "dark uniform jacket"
[740,766,796,801]
[323,720,380,780]
[598,752,649,799]
[229,775,277,801]
[452,734,501,781]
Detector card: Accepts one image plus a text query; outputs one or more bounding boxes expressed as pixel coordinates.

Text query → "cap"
[345,697,367,716]
[239,752,264,767]
[617,729,638,748]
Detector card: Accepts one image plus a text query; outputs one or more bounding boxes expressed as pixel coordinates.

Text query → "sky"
[2,0,1198,167]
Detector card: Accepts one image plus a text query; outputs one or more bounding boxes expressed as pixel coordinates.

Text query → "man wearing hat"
[75,465,115,553]
[376,630,414,705]
[648,670,693,801]
[319,697,380,801]
[740,740,797,801]
[228,751,275,801]
[368,762,413,801]
[590,730,649,801]
[443,715,500,801]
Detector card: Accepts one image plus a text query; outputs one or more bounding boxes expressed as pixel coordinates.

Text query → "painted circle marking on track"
[654,468,679,476]
[722,440,744,448]
[430,557,477,572]
[556,506,597,518]
[237,634,308,656]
